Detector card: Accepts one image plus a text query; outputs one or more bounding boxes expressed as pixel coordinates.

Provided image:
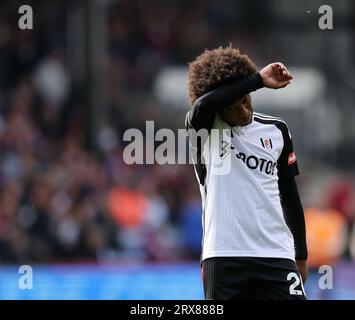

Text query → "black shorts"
[202,257,306,300]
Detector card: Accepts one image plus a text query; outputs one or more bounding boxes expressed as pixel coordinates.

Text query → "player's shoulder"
[253,112,288,125]
[253,112,290,133]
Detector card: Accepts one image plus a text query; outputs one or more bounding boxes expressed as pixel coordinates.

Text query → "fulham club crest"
[260,138,273,150]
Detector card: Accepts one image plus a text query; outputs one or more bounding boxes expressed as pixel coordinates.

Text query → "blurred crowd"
[0,0,214,263]
[0,0,354,265]
[0,63,202,263]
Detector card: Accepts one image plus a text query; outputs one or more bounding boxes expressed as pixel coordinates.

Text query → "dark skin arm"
[296,260,308,283]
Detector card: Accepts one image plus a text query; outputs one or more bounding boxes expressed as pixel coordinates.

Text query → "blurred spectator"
[33,50,69,109]
[179,199,202,259]
[327,178,354,224]
[305,207,347,268]
[107,186,147,228]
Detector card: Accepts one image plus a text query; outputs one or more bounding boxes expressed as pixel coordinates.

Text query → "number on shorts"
[287,272,303,296]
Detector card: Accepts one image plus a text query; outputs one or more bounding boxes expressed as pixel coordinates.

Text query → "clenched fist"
[260,62,293,89]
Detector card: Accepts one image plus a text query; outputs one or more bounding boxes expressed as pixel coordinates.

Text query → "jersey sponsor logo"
[260,138,273,150]
[288,152,297,165]
[220,140,277,176]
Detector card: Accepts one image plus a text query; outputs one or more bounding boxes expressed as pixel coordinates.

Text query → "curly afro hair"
[188,45,257,105]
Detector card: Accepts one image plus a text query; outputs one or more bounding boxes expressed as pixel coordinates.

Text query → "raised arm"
[186,73,263,131]
[186,63,293,131]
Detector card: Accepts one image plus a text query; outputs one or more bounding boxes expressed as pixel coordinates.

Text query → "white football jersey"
[186,111,299,262]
